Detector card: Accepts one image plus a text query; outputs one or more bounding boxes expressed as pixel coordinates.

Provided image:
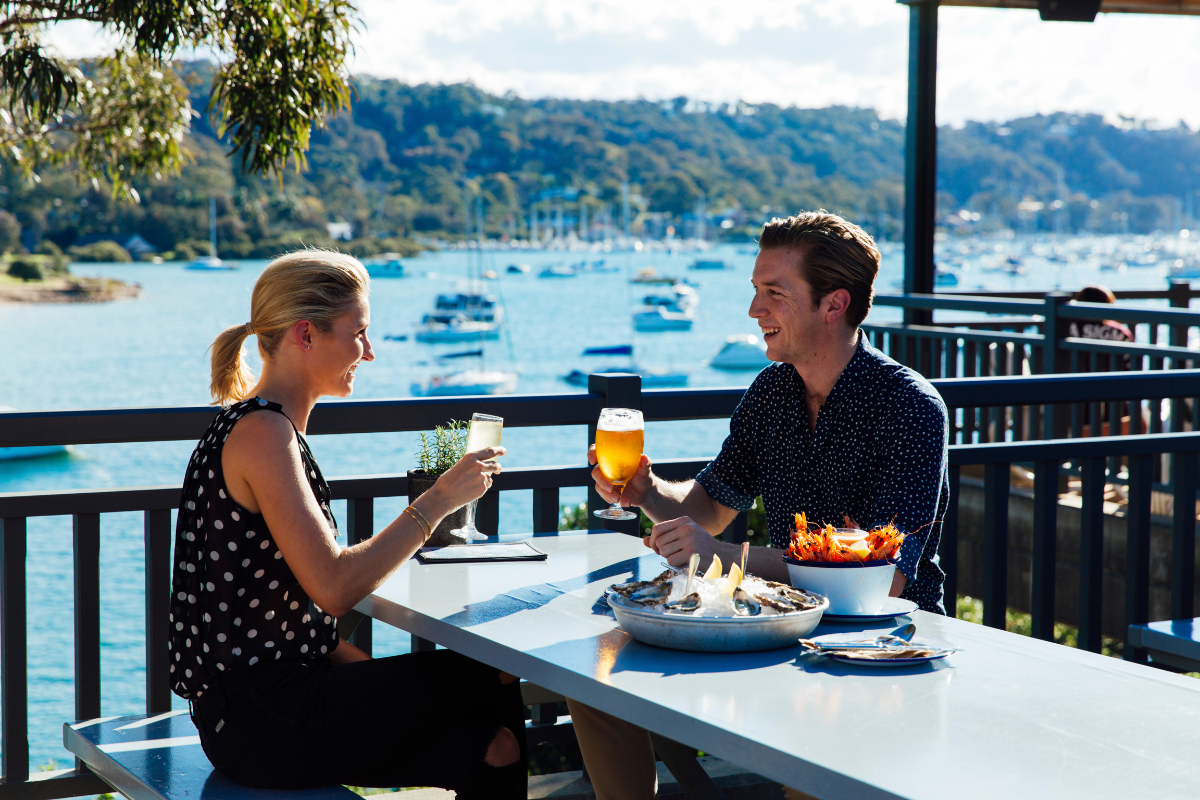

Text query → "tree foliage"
[0,1,355,200]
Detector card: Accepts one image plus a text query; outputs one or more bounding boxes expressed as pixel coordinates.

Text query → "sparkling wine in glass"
[452,413,504,542]
[593,408,643,522]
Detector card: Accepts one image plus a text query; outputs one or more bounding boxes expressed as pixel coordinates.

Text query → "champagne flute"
[593,407,644,521]
[452,413,504,542]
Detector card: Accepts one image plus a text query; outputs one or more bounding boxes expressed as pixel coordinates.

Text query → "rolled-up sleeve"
[695,385,761,513]
[864,387,949,585]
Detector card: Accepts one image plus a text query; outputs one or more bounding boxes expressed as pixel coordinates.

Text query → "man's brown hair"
[757,210,880,328]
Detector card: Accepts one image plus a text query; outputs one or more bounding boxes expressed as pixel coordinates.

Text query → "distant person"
[569,211,949,800]
[1068,284,1133,372]
[169,251,526,797]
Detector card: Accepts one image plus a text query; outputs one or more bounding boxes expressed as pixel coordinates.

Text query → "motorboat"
[185,255,233,270]
[562,366,687,388]
[582,345,633,357]
[507,264,532,274]
[633,306,694,332]
[411,370,519,397]
[934,268,959,287]
[642,284,697,313]
[539,265,576,278]
[709,334,771,370]
[366,258,406,278]
[414,320,502,343]
[423,293,502,325]
[630,268,678,285]
[690,259,727,270]
[0,406,72,461]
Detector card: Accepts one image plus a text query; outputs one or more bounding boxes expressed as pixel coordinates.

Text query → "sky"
[44,0,1200,128]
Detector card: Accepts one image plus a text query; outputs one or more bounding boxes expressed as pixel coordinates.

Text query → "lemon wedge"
[849,539,871,561]
[726,562,743,594]
[702,554,722,581]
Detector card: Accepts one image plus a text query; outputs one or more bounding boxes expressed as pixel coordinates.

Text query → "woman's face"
[309,294,374,398]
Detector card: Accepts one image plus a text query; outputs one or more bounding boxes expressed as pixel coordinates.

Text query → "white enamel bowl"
[783,556,896,615]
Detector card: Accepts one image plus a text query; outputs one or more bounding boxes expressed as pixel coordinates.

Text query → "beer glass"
[452,413,504,542]
[593,407,644,521]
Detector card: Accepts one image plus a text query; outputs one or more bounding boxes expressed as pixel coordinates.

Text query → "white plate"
[819,596,918,622]
[807,632,958,667]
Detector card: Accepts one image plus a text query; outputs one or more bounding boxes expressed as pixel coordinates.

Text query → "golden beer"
[595,428,644,486]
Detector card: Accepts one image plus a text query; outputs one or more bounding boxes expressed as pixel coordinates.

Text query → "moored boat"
[411,369,519,397]
[709,334,771,370]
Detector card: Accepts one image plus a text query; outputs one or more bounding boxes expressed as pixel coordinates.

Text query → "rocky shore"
[0,277,142,304]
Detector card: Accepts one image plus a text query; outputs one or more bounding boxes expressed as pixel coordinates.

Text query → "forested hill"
[5,64,1200,259]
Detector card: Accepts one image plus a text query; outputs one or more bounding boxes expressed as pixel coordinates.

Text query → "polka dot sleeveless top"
[168,397,340,700]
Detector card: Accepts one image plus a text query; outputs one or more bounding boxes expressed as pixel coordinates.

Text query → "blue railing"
[2,369,1199,798]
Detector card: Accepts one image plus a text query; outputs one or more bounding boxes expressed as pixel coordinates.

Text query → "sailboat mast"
[208,197,218,257]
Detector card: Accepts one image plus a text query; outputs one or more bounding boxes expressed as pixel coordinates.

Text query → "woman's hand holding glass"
[426,446,506,518]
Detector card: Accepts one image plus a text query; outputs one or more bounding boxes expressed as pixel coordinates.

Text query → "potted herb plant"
[408,421,470,545]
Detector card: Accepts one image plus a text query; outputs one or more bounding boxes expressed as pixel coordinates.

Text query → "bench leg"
[649,732,728,800]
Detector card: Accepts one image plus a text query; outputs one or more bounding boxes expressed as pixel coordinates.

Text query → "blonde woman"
[169,251,525,797]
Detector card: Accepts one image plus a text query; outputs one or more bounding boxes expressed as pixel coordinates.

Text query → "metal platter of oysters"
[606,547,829,652]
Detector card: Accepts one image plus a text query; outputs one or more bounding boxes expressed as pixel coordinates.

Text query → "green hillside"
[3,64,1199,259]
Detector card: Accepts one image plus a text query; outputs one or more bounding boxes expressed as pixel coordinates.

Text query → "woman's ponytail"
[209,323,256,407]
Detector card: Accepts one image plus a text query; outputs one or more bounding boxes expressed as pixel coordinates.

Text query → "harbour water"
[0,234,1193,770]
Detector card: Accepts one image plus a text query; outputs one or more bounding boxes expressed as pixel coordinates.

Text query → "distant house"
[121,234,157,257]
[326,222,354,241]
[69,233,158,256]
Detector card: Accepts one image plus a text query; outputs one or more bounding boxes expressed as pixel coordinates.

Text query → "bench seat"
[1128,618,1200,672]
[65,684,576,800]
[64,711,358,800]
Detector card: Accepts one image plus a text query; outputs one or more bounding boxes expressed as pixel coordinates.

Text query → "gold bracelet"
[404,505,432,542]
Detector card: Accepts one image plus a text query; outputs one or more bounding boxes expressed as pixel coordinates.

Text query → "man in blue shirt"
[569,211,949,800]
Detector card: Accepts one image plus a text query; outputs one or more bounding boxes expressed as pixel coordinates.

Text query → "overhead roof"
[936,0,1200,15]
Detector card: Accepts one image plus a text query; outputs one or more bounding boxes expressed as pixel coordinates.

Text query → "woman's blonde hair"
[209,250,370,406]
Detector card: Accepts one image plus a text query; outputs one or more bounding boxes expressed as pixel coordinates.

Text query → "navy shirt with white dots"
[696,335,949,613]
[168,397,340,700]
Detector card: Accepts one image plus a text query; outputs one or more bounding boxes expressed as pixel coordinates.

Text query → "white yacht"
[633,306,694,332]
[709,334,771,370]
[411,370,518,397]
[414,320,502,343]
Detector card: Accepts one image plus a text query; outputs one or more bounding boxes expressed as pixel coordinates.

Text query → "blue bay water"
[0,237,1183,770]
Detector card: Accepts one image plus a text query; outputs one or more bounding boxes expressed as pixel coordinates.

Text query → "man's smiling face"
[748,247,826,365]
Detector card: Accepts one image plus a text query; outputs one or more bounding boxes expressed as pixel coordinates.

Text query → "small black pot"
[407,470,469,546]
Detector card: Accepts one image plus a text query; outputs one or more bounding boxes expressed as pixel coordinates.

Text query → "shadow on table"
[607,638,804,676]
[792,652,954,678]
[431,553,665,630]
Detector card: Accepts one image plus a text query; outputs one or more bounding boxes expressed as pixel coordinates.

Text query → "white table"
[358,531,1200,800]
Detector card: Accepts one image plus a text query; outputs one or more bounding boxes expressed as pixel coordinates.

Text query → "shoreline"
[0,276,142,304]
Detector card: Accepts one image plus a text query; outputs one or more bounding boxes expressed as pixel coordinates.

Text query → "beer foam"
[597,416,642,432]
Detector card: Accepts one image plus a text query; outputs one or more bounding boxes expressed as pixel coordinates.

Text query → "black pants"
[191,649,527,798]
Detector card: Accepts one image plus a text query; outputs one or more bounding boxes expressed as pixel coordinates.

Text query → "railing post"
[1030,460,1058,642]
[725,510,749,545]
[1077,458,1106,653]
[144,509,172,714]
[1,516,29,783]
[476,489,500,537]
[1170,451,1198,620]
[1042,292,1070,439]
[73,514,102,725]
[587,373,643,536]
[1124,455,1153,663]
[346,498,373,656]
[982,462,1009,629]
[902,0,937,326]
[532,487,560,534]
